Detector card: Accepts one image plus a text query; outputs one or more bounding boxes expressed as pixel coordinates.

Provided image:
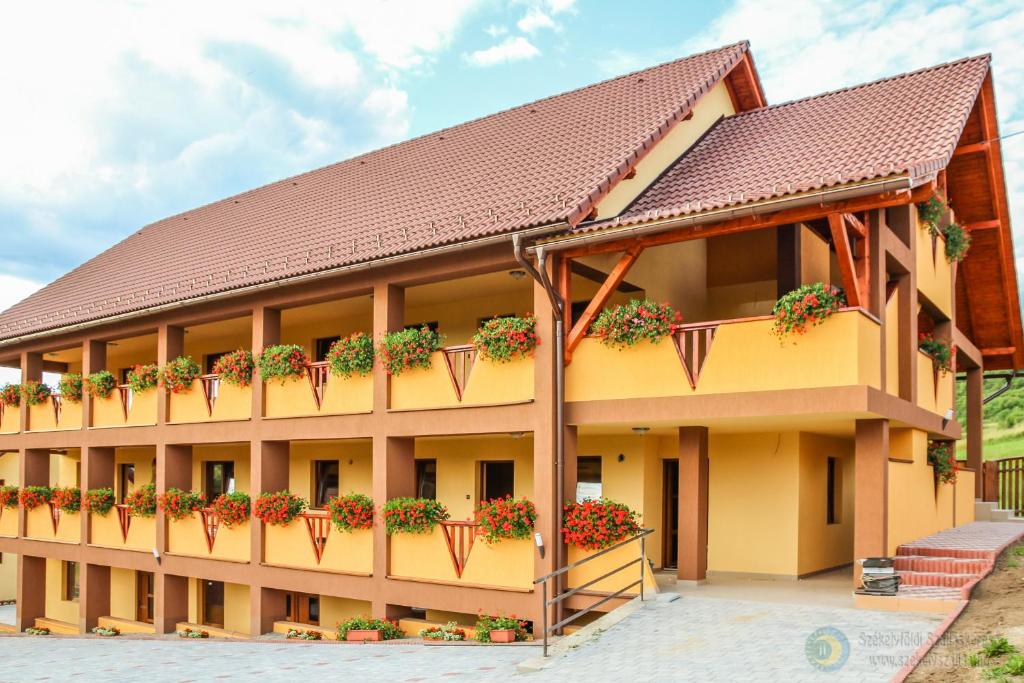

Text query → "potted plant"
[475,496,537,543]
[19,486,52,511]
[474,613,528,643]
[85,371,117,399]
[919,333,953,374]
[927,442,958,485]
[0,485,18,510]
[253,490,307,526]
[337,616,403,642]
[326,332,375,378]
[83,488,116,516]
[771,282,846,339]
[20,380,51,407]
[562,498,641,551]
[473,315,539,362]
[161,356,201,394]
[0,383,21,407]
[126,364,160,393]
[157,488,205,521]
[382,497,449,535]
[328,493,375,532]
[286,628,323,640]
[212,350,255,387]
[255,345,309,384]
[210,491,251,527]
[420,621,467,642]
[917,194,971,263]
[57,374,83,403]
[378,326,444,375]
[125,483,157,517]
[590,299,679,348]
[51,486,81,513]
[942,222,971,263]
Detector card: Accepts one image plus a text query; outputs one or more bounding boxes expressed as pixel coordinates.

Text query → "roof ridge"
[728,52,991,121]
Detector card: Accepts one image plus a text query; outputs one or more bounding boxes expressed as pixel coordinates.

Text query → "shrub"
[590,299,679,348]
[771,282,845,339]
[326,333,375,378]
[210,491,251,528]
[927,442,957,485]
[255,344,309,384]
[378,327,444,376]
[919,333,953,373]
[473,315,539,362]
[83,488,116,516]
[562,499,642,551]
[981,636,1017,659]
[336,616,403,641]
[212,350,255,387]
[0,485,19,509]
[57,374,84,403]
[943,222,971,263]
[286,629,323,640]
[991,654,1024,677]
[421,621,466,641]
[91,625,120,637]
[19,486,52,510]
[25,627,50,636]
[51,486,81,513]
[253,490,307,526]
[125,483,157,517]
[177,628,209,639]
[162,356,201,394]
[85,371,117,399]
[0,383,20,407]
[475,496,537,543]
[157,488,206,521]
[474,613,528,642]
[20,380,51,406]
[328,493,375,532]
[126,364,160,393]
[382,497,449,535]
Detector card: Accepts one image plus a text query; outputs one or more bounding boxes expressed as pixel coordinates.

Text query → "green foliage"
[771,283,845,339]
[474,613,528,642]
[1012,546,1024,557]
[20,380,52,406]
[968,652,982,667]
[982,636,1017,659]
[57,374,84,402]
[378,327,444,375]
[382,497,449,534]
[326,333,375,378]
[127,364,160,393]
[125,483,157,517]
[917,195,945,231]
[255,345,309,384]
[161,357,201,394]
[473,315,538,362]
[86,371,117,399]
[985,654,1024,680]
[212,350,255,387]
[918,334,952,373]
[83,488,115,516]
[590,299,679,348]
[336,616,403,640]
[943,222,971,262]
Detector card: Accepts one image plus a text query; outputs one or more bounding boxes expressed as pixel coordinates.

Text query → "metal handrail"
[533,528,653,657]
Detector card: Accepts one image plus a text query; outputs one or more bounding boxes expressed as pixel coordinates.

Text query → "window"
[204,461,235,498]
[576,456,602,502]
[827,457,842,525]
[405,321,439,332]
[205,352,229,375]
[285,591,320,625]
[415,459,437,499]
[64,561,80,602]
[314,337,341,363]
[120,368,132,384]
[136,571,154,624]
[313,461,340,508]
[479,461,514,502]
[202,580,225,628]
[119,463,136,503]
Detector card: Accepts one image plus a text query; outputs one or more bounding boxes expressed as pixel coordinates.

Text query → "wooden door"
[136,571,154,624]
[202,580,225,628]
[663,460,679,569]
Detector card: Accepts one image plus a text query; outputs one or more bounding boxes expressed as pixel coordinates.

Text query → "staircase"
[974,500,1024,523]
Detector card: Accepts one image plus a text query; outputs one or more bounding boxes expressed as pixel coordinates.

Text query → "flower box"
[489,628,516,643]
[346,629,383,642]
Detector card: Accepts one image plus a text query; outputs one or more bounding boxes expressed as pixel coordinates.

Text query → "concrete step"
[975,500,999,521]
[896,570,976,588]
[893,555,990,574]
[895,545,993,560]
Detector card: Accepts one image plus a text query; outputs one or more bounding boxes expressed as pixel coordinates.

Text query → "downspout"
[983,370,1017,404]
[513,234,565,620]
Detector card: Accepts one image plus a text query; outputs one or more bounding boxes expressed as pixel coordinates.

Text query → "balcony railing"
[27,395,82,432]
[0,402,17,434]
[166,510,250,562]
[92,385,157,428]
[916,211,954,317]
[262,509,372,574]
[566,308,882,403]
[89,504,155,551]
[264,362,373,419]
[25,504,80,543]
[389,347,534,411]
[168,375,251,424]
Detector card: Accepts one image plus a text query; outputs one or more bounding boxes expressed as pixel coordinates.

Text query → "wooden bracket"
[117,385,132,422]
[48,501,61,535]
[116,504,131,542]
[673,323,718,390]
[828,213,870,308]
[442,345,476,401]
[199,375,219,417]
[51,395,62,425]
[565,244,644,360]
[440,520,477,578]
[302,511,331,564]
[306,362,328,410]
[199,508,220,552]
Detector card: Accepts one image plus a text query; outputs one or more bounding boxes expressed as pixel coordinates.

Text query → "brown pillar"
[372,282,404,413]
[249,440,288,593]
[252,586,286,636]
[371,436,414,618]
[854,419,889,584]
[19,449,49,536]
[19,352,42,432]
[966,367,983,498]
[82,447,115,543]
[896,274,917,404]
[678,426,709,583]
[81,340,106,430]
[80,563,110,632]
[251,306,280,419]
[154,572,189,634]
[16,555,46,631]
[157,325,184,424]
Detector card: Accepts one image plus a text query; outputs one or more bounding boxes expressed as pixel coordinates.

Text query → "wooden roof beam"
[564,244,644,360]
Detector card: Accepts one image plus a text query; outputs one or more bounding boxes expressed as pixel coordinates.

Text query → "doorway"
[136,571,154,624]
[202,579,225,628]
[479,461,515,502]
[204,461,235,499]
[663,459,679,569]
[285,591,321,626]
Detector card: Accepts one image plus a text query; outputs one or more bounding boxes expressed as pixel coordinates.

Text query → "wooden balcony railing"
[441,345,476,401]
[983,457,1024,516]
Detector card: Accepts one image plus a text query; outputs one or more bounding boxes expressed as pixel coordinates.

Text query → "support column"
[154,573,188,634]
[82,447,114,543]
[251,306,280,419]
[966,367,984,498]
[371,436,414,619]
[157,325,184,424]
[854,419,889,584]
[16,555,45,631]
[80,563,110,632]
[372,283,404,413]
[678,426,709,583]
[19,352,42,432]
[896,274,917,404]
[81,340,106,430]
[249,440,288,634]
[252,586,286,637]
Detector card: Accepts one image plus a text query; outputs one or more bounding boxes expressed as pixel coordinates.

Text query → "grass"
[982,637,1018,659]
[956,424,1024,461]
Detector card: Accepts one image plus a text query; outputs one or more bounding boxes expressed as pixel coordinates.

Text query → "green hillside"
[955,375,1024,461]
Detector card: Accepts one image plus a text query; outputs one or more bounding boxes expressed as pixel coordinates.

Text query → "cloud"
[465,36,541,67]
[518,8,557,33]
[0,274,43,316]
[485,24,508,38]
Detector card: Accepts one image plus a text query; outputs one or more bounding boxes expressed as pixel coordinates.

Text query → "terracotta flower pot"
[346,629,383,642]
[489,628,516,643]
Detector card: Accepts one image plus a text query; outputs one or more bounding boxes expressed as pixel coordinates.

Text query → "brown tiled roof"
[591,54,990,230]
[0,42,751,343]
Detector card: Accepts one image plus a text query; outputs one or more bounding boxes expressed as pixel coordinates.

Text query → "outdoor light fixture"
[632,426,650,435]
[508,269,527,280]
[509,431,526,439]
[942,408,955,429]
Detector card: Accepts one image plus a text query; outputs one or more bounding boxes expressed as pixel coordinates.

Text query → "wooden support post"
[678,426,709,583]
[966,367,984,498]
[828,214,863,307]
[19,352,42,432]
[565,244,643,358]
[156,444,192,556]
[854,419,889,584]
[252,585,286,637]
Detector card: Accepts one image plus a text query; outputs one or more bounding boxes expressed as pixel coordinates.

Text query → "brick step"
[896,571,976,588]
[895,545,994,560]
[893,556,991,574]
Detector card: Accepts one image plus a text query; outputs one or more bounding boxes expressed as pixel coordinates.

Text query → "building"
[0,41,1019,638]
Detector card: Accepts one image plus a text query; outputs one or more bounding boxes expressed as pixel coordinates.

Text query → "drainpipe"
[983,370,1017,404]
[513,234,565,619]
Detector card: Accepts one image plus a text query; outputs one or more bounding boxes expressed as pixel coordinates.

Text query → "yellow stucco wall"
[916,352,954,416]
[288,440,372,503]
[390,353,534,411]
[190,443,250,494]
[0,404,19,434]
[886,290,900,396]
[28,399,82,432]
[109,567,136,621]
[567,542,658,594]
[264,373,373,418]
[92,389,157,428]
[168,516,250,562]
[320,596,371,629]
[0,449,17,542]
[44,558,79,625]
[914,208,953,317]
[887,429,963,554]
[187,578,251,634]
[169,380,251,424]
[797,433,854,575]
[264,520,373,574]
[406,286,533,349]
[0,551,16,602]
[0,450,17,486]
[389,525,534,590]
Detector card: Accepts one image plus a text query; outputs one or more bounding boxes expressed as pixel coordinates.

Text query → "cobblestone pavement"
[1,595,942,682]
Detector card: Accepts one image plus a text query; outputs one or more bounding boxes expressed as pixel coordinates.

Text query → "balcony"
[92,387,157,428]
[389,523,533,591]
[263,510,372,574]
[25,504,80,544]
[89,505,156,551]
[917,351,954,416]
[167,511,250,562]
[263,363,373,419]
[28,396,82,432]
[566,308,881,403]
[168,376,251,424]
[0,403,19,434]
[390,348,534,411]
